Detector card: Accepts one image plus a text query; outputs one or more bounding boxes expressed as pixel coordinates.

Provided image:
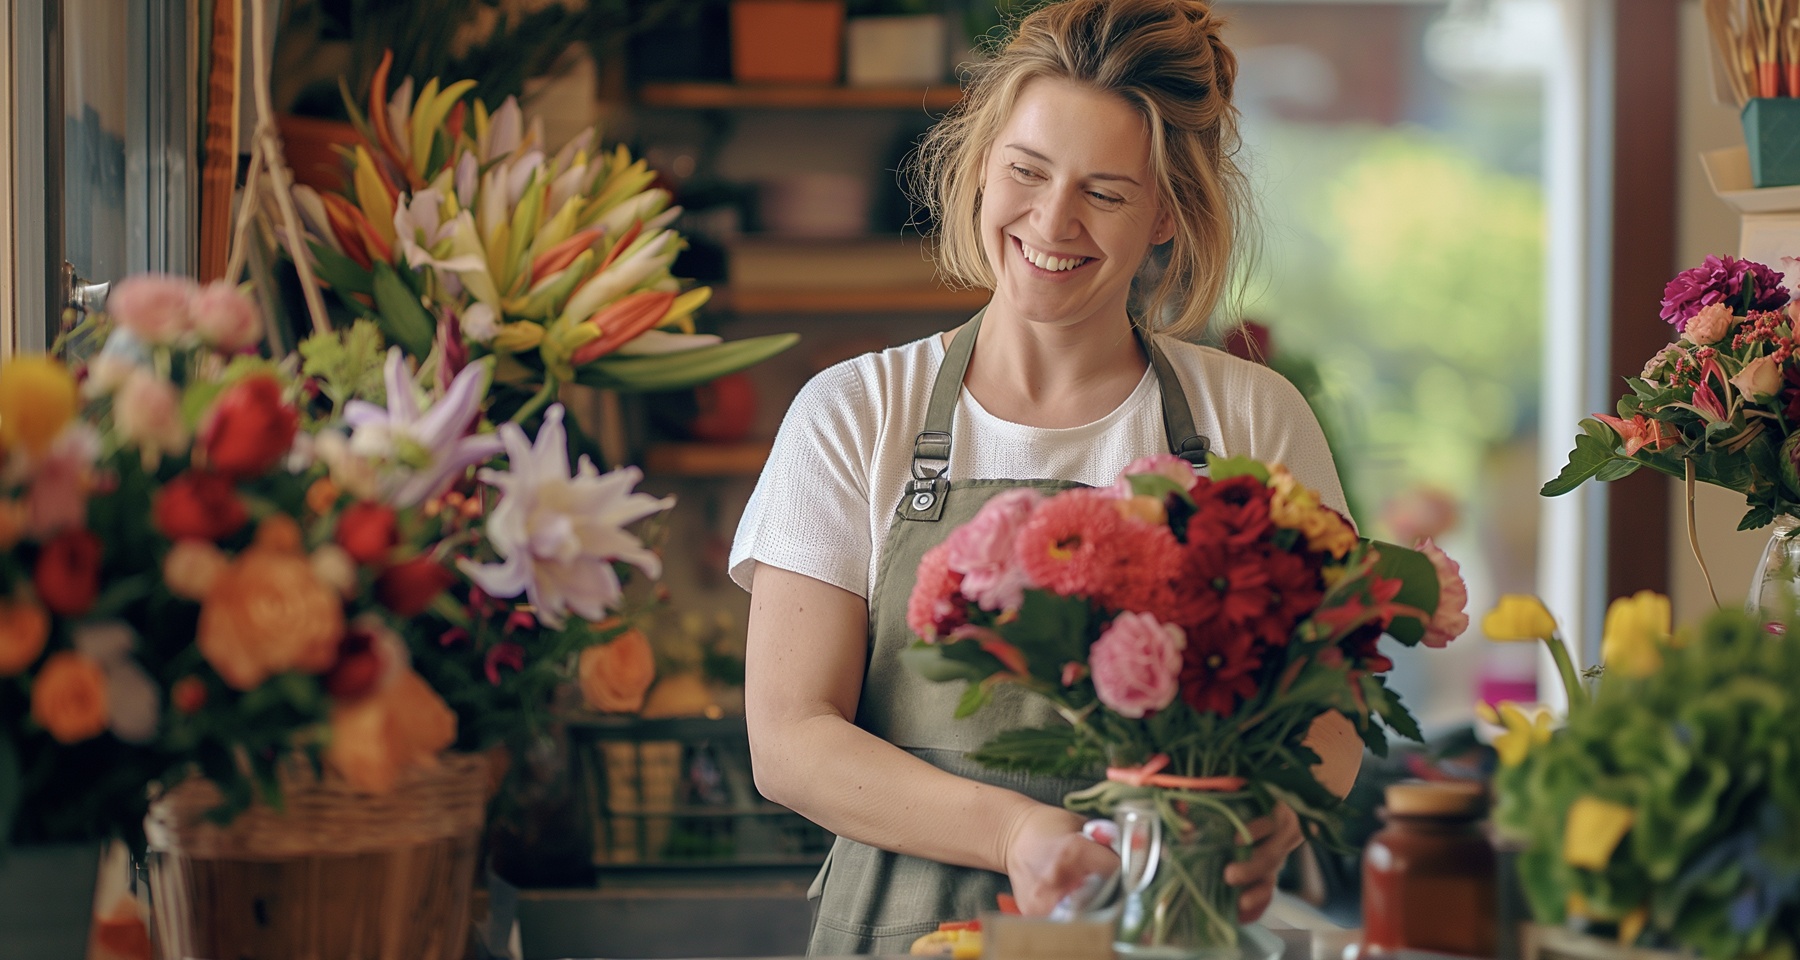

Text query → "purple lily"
[342,347,503,508]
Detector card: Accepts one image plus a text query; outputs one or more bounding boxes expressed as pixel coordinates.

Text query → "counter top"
[552,928,1315,960]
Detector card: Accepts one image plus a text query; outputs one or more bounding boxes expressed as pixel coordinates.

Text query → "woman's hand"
[1223,803,1303,922]
[1003,805,1121,916]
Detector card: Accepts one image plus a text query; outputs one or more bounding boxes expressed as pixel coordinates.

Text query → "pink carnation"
[1107,452,1200,498]
[107,274,197,344]
[190,281,265,353]
[944,488,1042,612]
[907,541,966,641]
[1089,611,1185,718]
[1415,538,1469,648]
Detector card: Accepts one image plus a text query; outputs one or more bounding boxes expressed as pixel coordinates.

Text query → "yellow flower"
[0,356,78,456]
[1477,700,1552,767]
[1618,907,1646,946]
[1268,465,1357,558]
[1601,590,1670,679]
[1483,595,1558,641]
[1563,796,1635,869]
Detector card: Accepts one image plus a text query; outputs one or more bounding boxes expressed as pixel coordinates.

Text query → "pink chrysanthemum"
[1012,490,1132,597]
[1415,538,1470,648]
[944,488,1042,612]
[907,541,966,641]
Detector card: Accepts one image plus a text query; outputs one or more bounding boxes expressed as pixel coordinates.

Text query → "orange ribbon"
[1104,753,1247,792]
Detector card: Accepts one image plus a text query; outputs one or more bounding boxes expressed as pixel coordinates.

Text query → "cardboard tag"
[981,912,1117,960]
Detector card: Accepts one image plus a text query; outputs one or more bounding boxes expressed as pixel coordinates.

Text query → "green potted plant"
[1480,593,1800,960]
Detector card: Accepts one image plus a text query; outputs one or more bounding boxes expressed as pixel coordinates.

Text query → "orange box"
[730,0,845,85]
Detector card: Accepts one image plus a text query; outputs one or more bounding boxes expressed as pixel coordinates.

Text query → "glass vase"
[1746,514,1800,629]
[1113,796,1280,960]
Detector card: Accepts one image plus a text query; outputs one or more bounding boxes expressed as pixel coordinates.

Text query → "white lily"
[341,348,504,508]
[459,405,672,629]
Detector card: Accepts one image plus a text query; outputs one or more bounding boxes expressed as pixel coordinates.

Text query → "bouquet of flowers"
[0,271,673,851]
[905,455,1467,952]
[1543,254,1798,530]
[1481,593,1800,960]
[287,51,794,411]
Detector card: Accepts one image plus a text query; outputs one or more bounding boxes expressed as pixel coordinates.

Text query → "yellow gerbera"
[1563,796,1635,869]
[1476,700,1553,766]
[1483,594,1558,642]
[1600,590,1670,679]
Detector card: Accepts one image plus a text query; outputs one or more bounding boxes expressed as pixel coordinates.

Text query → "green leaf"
[1739,505,1776,531]
[1205,455,1270,484]
[1364,674,1423,742]
[574,334,800,393]
[968,725,1106,778]
[1541,418,1629,497]
[955,681,993,719]
[1367,540,1438,646]
[996,592,1096,683]
[900,640,996,685]
[308,241,375,298]
[370,262,436,358]
[1126,473,1193,503]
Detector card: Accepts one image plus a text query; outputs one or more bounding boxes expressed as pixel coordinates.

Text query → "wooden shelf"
[643,441,772,477]
[722,286,989,315]
[637,82,962,111]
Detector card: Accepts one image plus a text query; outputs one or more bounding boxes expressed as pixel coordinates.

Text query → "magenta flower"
[1660,255,1787,331]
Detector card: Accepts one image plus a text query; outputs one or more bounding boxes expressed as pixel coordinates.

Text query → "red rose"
[153,470,248,541]
[201,375,297,478]
[325,627,384,701]
[376,557,457,616]
[35,530,102,616]
[336,501,398,566]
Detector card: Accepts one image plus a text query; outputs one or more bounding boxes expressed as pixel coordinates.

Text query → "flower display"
[1,273,684,849]
[906,453,1464,832]
[1546,254,1800,528]
[1484,593,1800,959]
[290,51,796,404]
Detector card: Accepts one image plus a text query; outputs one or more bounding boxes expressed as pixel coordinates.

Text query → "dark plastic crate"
[568,715,834,869]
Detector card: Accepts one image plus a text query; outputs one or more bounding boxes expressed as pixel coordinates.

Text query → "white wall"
[1669,0,1779,622]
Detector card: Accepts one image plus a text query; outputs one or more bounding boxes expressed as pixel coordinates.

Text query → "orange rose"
[0,596,49,676]
[197,524,344,690]
[31,651,109,743]
[578,628,656,713]
[325,668,456,794]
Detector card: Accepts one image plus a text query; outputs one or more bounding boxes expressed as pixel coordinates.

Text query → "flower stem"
[1545,632,1586,708]
[510,376,559,426]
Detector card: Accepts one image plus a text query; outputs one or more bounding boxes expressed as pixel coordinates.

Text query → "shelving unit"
[719,286,988,316]
[643,441,772,478]
[637,83,961,112]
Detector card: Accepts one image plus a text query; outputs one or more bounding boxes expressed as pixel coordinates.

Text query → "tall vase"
[0,842,100,959]
[1112,797,1283,960]
[1746,514,1800,627]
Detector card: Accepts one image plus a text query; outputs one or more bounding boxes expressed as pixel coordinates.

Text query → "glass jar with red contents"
[1358,780,1497,958]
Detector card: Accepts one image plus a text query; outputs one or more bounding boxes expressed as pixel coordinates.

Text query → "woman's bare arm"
[744,565,1116,913]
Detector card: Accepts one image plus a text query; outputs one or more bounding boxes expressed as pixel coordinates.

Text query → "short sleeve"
[1241,367,1352,523]
[729,362,876,596]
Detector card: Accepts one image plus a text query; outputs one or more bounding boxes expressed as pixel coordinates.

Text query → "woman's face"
[979,76,1172,331]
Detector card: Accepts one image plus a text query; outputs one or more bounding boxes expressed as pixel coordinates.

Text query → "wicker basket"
[144,752,491,960]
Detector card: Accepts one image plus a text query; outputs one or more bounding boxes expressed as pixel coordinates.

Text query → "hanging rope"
[224,0,333,338]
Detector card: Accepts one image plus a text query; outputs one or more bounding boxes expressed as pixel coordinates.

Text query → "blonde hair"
[908,0,1249,339]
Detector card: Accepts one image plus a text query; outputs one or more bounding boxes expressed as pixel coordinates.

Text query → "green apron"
[805,314,1213,956]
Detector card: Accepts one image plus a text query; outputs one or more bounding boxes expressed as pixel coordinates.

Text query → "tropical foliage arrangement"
[1544,254,1799,530]
[0,275,670,848]
[1481,593,1800,960]
[287,50,793,420]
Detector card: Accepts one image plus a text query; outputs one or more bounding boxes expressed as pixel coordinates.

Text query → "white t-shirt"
[730,332,1349,599]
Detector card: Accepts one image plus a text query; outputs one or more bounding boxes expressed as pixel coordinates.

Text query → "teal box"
[1743,98,1800,188]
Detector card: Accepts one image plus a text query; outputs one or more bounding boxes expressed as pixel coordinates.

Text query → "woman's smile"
[1014,235,1096,276]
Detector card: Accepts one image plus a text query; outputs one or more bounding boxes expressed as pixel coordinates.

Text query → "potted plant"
[1481,593,1800,959]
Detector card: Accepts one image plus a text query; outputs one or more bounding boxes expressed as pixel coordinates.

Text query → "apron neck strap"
[913,311,1212,479]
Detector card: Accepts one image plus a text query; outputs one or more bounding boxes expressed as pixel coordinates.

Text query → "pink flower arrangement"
[906,454,1468,839]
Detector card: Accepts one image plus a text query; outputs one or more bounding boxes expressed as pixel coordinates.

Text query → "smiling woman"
[731,1,1361,955]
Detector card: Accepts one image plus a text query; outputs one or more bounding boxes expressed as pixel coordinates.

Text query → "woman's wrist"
[999,801,1085,877]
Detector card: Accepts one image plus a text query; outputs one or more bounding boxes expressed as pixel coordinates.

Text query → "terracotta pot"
[275,114,363,193]
[730,0,845,85]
